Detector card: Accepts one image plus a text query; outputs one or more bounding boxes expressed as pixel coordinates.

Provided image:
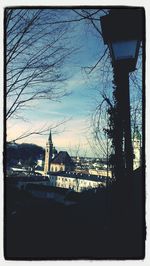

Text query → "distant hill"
[6,142,45,168]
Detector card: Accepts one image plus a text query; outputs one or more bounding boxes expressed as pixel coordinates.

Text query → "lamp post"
[100,9,142,181]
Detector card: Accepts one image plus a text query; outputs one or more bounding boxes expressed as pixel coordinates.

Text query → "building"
[89,168,112,178]
[44,130,53,174]
[37,158,44,168]
[44,130,74,175]
[50,151,74,173]
[133,127,142,170]
[48,172,107,192]
[42,131,113,192]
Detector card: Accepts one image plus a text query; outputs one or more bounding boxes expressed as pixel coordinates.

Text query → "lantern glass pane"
[112,40,137,60]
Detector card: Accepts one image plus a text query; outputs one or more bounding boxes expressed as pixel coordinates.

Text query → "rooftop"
[51,151,74,165]
[49,171,108,183]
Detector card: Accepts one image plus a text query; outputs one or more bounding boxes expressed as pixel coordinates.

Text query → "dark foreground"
[5,170,145,260]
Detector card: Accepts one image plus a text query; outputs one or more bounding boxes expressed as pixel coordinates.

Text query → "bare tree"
[6,8,110,144]
[67,142,87,159]
[8,117,71,143]
[5,8,142,154]
[6,9,76,121]
[71,9,142,163]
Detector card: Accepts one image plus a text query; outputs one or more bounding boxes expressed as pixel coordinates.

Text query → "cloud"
[65,72,86,91]
[7,116,93,156]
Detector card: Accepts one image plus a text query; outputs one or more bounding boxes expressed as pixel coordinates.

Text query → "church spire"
[48,129,52,143]
[44,129,53,174]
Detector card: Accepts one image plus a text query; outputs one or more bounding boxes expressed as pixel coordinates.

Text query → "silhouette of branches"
[6,9,75,120]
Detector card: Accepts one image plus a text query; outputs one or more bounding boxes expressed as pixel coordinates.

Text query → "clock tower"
[44,130,53,175]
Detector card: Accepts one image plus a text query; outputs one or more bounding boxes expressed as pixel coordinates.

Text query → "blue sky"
[7,9,142,158]
[7,9,109,157]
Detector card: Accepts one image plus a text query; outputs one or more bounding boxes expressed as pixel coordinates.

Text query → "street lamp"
[100,9,143,179]
[100,9,142,71]
[110,40,140,66]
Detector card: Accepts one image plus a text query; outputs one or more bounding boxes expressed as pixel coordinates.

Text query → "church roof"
[51,151,74,165]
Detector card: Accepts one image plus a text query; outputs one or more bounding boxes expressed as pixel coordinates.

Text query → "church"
[40,127,142,193]
[44,130,74,175]
[42,131,107,192]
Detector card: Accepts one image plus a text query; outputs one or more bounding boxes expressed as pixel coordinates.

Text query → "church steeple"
[48,130,52,143]
[44,130,53,175]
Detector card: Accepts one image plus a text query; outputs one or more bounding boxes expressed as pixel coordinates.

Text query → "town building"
[44,130,74,175]
[42,131,110,192]
[48,172,107,192]
[89,168,112,178]
[133,126,142,170]
[50,151,74,173]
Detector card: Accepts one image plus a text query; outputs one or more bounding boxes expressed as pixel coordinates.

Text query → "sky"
[6,8,142,158]
[6,8,110,157]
